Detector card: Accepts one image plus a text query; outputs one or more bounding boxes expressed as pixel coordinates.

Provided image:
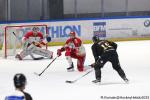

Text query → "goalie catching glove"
[46,36,51,42]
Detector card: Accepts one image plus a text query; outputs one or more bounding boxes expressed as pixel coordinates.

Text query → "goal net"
[1,24,48,58]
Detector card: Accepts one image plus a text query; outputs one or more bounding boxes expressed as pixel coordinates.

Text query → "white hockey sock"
[66,56,73,67]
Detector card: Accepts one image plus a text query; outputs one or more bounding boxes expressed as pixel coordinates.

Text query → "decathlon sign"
[17,25,81,38]
[48,25,81,38]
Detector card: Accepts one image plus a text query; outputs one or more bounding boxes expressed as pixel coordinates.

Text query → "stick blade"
[34,72,40,76]
[65,80,74,83]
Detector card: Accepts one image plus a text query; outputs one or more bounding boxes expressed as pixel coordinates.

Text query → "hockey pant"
[94,50,127,80]
[19,44,53,59]
[65,51,86,72]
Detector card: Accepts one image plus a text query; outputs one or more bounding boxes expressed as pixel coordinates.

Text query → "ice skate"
[15,54,22,60]
[67,63,74,72]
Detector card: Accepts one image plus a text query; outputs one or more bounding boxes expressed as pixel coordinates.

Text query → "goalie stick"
[30,54,44,60]
[13,32,44,60]
[65,69,93,83]
[34,56,58,76]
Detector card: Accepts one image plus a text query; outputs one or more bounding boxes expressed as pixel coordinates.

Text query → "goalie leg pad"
[33,47,53,59]
[18,44,36,59]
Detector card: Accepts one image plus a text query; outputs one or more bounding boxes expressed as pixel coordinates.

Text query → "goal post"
[2,24,48,58]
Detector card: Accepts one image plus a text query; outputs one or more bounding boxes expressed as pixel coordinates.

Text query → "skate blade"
[67,69,74,72]
[92,82,101,85]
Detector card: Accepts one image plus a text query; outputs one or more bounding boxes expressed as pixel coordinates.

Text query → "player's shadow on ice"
[22,57,51,61]
[100,82,128,85]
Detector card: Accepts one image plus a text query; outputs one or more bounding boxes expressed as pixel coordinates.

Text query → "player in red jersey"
[15,27,53,60]
[57,31,86,72]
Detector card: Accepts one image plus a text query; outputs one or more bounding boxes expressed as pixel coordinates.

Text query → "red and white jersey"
[22,31,44,43]
[64,37,86,56]
[65,37,82,48]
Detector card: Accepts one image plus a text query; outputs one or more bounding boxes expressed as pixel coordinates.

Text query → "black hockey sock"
[95,68,101,80]
[117,68,126,79]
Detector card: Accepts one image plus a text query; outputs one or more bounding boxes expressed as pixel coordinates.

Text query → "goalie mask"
[32,27,39,36]
[14,73,26,88]
[32,27,39,32]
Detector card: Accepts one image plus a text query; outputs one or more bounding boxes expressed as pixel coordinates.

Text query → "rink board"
[0,16,150,47]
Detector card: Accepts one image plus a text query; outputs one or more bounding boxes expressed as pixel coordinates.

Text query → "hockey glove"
[57,49,62,57]
[90,58,103,68]
[90,62,102,68]
[90,63,96,68]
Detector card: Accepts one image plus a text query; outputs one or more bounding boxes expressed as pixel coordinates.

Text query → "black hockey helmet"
[92,35,99,42]
[14,73,26,88]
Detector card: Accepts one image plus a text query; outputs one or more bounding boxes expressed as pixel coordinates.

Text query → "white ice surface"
[0,41,150,100]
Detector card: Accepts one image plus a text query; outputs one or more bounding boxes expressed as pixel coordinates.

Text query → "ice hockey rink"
[0,40,150,100]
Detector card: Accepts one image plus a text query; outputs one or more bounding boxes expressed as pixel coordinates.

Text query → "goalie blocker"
[15,26,53,60]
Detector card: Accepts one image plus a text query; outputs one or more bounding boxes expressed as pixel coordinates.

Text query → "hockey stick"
[65,69,93,83]
[66,59,100,83]
[12,32,17,37]
[34,56,58,76]
[13,32,44,60]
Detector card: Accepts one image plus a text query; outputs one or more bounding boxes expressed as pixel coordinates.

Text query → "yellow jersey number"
[99,41,112,51]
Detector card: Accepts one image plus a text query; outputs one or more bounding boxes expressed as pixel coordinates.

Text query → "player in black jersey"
[91,36,129,84]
